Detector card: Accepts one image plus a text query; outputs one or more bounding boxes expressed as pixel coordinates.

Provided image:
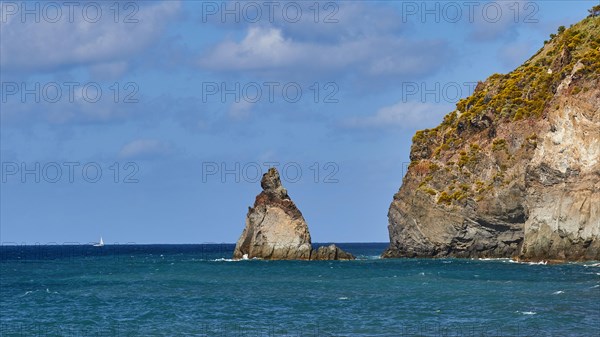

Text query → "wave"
[508,260,547,265]
[356,255,382,260]
[21,290,36,297]
[516,311,537,315]
[211,257,264,262]
[475,258,511,261]
[212,258,237,262]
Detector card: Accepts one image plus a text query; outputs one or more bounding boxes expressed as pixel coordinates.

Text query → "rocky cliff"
[383,16,600,261]
[233,168,355,260]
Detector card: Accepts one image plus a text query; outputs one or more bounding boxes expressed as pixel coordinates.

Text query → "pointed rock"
[233,168,354,261]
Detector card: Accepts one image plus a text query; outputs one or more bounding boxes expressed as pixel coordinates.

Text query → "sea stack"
[233,167,355,260]
[383,16,600,262]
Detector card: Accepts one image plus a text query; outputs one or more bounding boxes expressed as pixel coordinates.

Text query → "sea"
[0,243,598,337]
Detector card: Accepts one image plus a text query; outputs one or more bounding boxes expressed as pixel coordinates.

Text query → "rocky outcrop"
[311,244,356,260]
[233,168,355,260]
[383,16,600,261]
[520,84,600,260]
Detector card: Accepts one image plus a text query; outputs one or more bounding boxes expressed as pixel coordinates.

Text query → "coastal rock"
[233,168,355,261]
[383,16,600,262]
[311,244,356,261]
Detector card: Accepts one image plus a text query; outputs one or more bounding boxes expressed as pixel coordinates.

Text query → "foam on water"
[475,258,512,262]
[212,258,237,262]
[508,260,547,265]
[356,255,381,260]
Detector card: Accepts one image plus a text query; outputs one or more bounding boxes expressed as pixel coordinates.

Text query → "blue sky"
[0,0,595,244]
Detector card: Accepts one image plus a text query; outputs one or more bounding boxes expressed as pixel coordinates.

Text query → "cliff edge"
[383,16,600,261]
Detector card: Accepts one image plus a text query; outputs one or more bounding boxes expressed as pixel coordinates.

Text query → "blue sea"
[1,243,599,337]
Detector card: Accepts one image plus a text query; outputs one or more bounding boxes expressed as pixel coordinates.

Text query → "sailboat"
[93,237,104,247]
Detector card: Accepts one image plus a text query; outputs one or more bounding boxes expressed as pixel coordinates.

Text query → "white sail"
[94,237,104,247]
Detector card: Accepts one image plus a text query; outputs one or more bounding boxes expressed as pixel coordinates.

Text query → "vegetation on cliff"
[385,12,599,261]
[408,15,600,207]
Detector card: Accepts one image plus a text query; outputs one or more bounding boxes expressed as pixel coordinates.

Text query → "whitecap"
[527,261,547,265]
[475,258,512,262]
[338,297,349,300]
[552,291,564,295]
[419,272,425,276]
[516,311,537,315]
[21,291,34,297]
[357,255,381,260]
[508,260,547,265]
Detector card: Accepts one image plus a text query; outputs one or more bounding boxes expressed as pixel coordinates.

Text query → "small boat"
[93,237,104,247]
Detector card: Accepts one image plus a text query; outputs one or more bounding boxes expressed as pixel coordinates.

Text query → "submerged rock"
[233,168,354,261]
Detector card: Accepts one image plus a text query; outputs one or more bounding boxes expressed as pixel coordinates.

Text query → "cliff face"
[233,168,355,260]
[383,16,600,261]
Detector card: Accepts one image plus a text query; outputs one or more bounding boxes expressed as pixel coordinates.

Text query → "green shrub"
[492,138,507,152]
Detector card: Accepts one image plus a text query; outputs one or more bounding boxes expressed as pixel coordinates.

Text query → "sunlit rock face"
[383,16,600,262]
[233,168,355,261]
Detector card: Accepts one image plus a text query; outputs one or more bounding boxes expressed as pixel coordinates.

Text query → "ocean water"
[1,243,599,337]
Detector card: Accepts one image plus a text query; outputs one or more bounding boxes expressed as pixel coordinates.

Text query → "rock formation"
[311,244,356,260]
[233,168,355,260]
[383,16,600,261]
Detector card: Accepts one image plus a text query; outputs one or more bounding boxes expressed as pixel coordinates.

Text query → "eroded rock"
[233,168,355,261]
[383,17,600,262]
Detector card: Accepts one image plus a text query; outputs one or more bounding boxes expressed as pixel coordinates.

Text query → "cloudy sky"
[0,0,594,244]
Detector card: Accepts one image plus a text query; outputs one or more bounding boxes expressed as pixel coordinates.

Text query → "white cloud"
[341,101,449,130]
[228,101,253,120]
[89,61,129,80]
[118,139,172,160]
[198,26,447,79]
[0,1,181,74]
[197,2,448,81]
[0,83,141,126]
[200,2,404,42]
